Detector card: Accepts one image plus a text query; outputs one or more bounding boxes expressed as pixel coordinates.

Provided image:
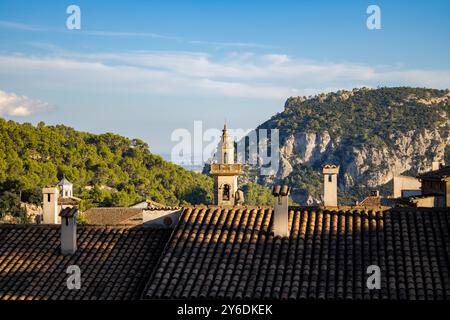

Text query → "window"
[223,152,228,164]
[328,175,332,183]
[223,184,230,201]
[47,194,51,202]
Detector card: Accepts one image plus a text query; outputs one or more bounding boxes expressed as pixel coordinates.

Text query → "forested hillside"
[0,119,214,219]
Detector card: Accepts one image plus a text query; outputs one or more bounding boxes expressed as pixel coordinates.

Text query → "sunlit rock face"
[241,88,450,205]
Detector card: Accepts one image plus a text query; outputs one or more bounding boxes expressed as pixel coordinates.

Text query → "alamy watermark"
[366,5,381,30]
[66,4,81,30]
[366,265,381,290]
[171,121,280,176]
[66,265,81,290]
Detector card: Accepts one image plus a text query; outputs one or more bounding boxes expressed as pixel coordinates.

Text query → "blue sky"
[0,0,449,157]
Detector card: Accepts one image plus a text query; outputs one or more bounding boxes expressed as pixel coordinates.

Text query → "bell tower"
[210,124,242,205]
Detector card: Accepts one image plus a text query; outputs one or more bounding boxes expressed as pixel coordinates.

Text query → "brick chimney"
[272,185,290,237]
[59,207,78,255]
[323,165,339,207]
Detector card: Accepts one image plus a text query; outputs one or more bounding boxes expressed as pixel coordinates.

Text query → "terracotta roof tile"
[0,225,171,300]
[83,208,144,225]
[2,205,449,301]
[145,206,450,300]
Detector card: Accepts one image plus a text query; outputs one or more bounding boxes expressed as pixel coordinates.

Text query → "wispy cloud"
[0,19,272,49]
[0,44,449,102]
[0,20,44,31]
[83,30,182,41]
[187,40,273,49]
[0,90,50,116]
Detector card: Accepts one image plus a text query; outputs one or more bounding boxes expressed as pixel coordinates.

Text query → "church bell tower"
[210,124,242,205]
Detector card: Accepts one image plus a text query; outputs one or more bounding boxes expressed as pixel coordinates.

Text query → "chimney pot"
[272,185,281,196]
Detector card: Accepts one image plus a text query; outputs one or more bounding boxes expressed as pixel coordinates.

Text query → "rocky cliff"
[246,87,450,205]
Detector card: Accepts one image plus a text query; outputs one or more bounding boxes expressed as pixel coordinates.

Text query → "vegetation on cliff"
[257,87,450,204]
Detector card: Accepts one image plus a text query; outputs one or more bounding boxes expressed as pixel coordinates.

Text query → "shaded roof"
[0,224,171,300]
[129,200,178,210]
[358,195,381,207]
[83,208,144,225]
[58,196,81,206]
[145,206,450,300]
[418,165,450,180]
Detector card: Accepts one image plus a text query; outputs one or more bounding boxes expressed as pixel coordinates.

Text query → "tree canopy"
[0,118,214,212]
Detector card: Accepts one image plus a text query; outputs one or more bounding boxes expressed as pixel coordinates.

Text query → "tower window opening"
[223,184,230,201]
[328,175,332,183]
[47,194,51,202]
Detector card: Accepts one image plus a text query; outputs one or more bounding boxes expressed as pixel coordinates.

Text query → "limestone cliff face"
[278,127,448,190]
[248,87,450,205]
[279,131,335,178]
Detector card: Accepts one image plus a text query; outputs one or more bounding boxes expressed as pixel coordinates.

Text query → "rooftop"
[0,224,171,300]
[1,206,449,300]
[82,207,145,226]
[418,165,450,180]
[58,196,81,206]
[145,206,450,300]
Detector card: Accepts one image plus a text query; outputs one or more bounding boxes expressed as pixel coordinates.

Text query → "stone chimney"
[272,185,290,237]
[60,207,78,255]
[323,165,339,207]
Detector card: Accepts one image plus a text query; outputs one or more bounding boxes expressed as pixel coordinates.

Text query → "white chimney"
[42,187,60,224]
[432,161,441,171]
[323,165,339,207]
[272,185,290,237]
[60,207,78,255]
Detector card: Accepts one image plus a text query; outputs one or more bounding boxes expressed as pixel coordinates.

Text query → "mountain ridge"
[246,87,450,204]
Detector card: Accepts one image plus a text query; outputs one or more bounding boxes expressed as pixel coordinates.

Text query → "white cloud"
[0,20,43,31]
[0,50,449,102]
[0,90,50,116]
